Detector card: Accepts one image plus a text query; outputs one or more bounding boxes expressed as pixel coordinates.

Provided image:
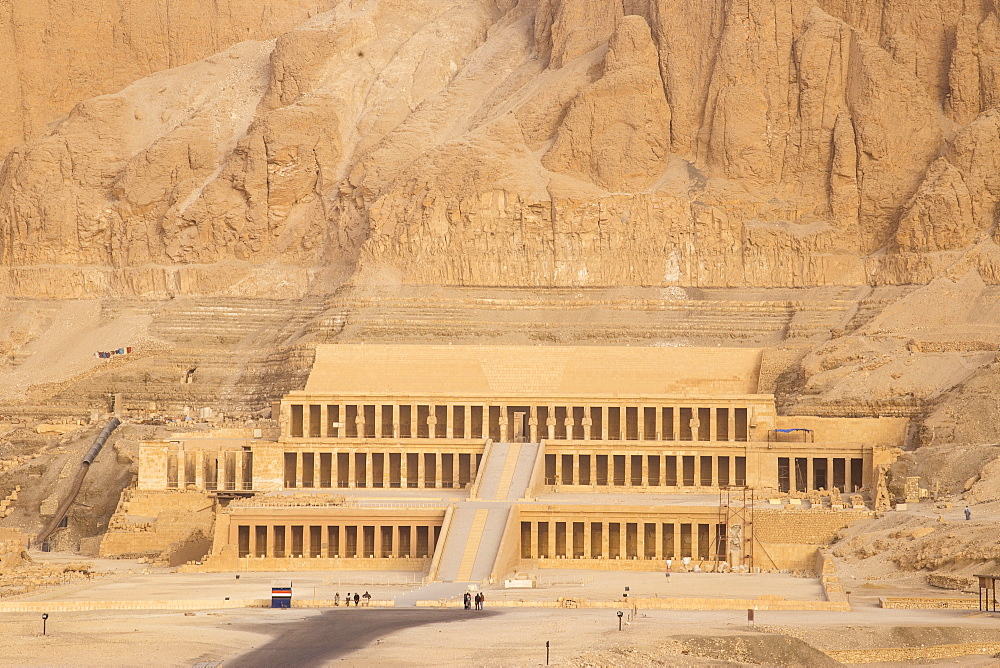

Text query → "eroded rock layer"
[0,0,998,298]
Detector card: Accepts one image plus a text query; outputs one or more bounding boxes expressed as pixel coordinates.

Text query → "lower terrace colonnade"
[286,403,753,444]
[519,519,728,562]
[235,523,442,559]
[280,448,484,489]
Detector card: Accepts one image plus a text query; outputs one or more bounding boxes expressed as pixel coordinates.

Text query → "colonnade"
[544,453,747,487]
[236,523,441,559]
[287,402,751,443]
[166,450,252,491]
[519,520,727,562]
[282,450,483,489]
[778,456,865,493]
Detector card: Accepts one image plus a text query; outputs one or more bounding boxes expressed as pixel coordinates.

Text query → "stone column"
[435,452,443,488]
[601,407,609,440]
[654,523,663,559]
[671,407,680,441]
[529,406,539,443]
[638,407,645,441]
[347,450,356,488]
[315,453,323,489]
[845,460,853,494]
[417,452,425,488]
[548,522,557,560]
[554,454,563,486]
[728,408,736,442]
[572,454,580,485]
[355,409,366,441]
[638,523,646,559]
[530,523,539,559]
[446,405,454,439]
[710,408,718,442]
[583,522,593,559]
[194,450,205,490]
[400,451,409,488]
[266,525,275,558]
[694,455,702,488]
[624,455,632,487]
[601,522,610,559]
[827,457,834,491]
[807,458,815,491]
[498,405,508,442]
[320,407,329,441]
[365,452,374,488]
[339,404,347,438]
[375,405,383,438]
[374,524,383,558]
[655,407,663,441]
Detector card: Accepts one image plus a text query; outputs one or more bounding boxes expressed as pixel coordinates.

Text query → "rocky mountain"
[0,0,998,299]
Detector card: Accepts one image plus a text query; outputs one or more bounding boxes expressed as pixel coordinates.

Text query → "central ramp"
[432,442,539,583]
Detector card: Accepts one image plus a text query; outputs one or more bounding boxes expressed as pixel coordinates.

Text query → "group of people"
[334,591,372,606]
[463,591,486,610]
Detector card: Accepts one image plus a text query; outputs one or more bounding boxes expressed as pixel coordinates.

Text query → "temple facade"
[123,345,906,577]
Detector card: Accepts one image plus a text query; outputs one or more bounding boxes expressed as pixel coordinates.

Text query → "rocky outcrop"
[0,0,341,158]
[0,0,999,298]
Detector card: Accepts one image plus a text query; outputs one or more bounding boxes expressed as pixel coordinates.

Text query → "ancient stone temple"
[119,345,906,577]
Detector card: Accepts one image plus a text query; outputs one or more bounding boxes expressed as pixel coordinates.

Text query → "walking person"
[363,591,371,605]
[463,592,471,610]
[479,592,486,610]
[345,592,350,606]
[334,592,341,606]
[965,506,972,520]
[354,592,361,606]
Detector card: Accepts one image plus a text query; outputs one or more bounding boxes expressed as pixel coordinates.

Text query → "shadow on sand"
[232,608,500,667]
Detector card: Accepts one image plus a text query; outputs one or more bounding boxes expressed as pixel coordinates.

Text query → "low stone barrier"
[879,597,979,610]
[0,599,394,612]
[826,642,1000,663]
[417,596,849,612]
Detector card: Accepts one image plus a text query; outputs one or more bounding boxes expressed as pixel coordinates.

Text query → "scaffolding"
[718,485,755,570]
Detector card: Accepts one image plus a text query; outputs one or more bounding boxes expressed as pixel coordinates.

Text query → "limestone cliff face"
[1,0,1000,297]
[0,0,340,158]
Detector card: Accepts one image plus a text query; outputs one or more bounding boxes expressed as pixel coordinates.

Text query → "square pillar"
[374,524,383,558]
[347,450,356,488]
[548,521,557,559]
[583,522,592,558]
[655,406,663,441]
[446,405,454,439]
[375,405,383,438]
[572,454,580,485]
[401,451,409,487]
[435,452,443,487]
[554,454,563,485]
[530,523,539,559]
[709,408,717,442]
[417,452,425,488]
[339,404,347,438]
[266,525,275,558]
[694,455,702,489]
[654,523,663,559]
[600,407,609,440]
[671,407,680,441]
[624,455,632,487]
[601,522,610,559]
[529,405,539,443]
[366,452,374,488]
[728,408,736,442]
[807,457,815,491]
[638,407,645,441]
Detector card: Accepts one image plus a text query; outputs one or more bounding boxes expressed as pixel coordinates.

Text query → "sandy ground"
[3,563,1000,667]
[3,605,1000,667]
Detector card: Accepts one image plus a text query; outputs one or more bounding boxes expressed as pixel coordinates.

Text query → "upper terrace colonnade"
[280,345,770,443]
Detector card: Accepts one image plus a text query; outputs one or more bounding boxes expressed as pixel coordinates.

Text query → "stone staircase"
[433,442,540,584]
